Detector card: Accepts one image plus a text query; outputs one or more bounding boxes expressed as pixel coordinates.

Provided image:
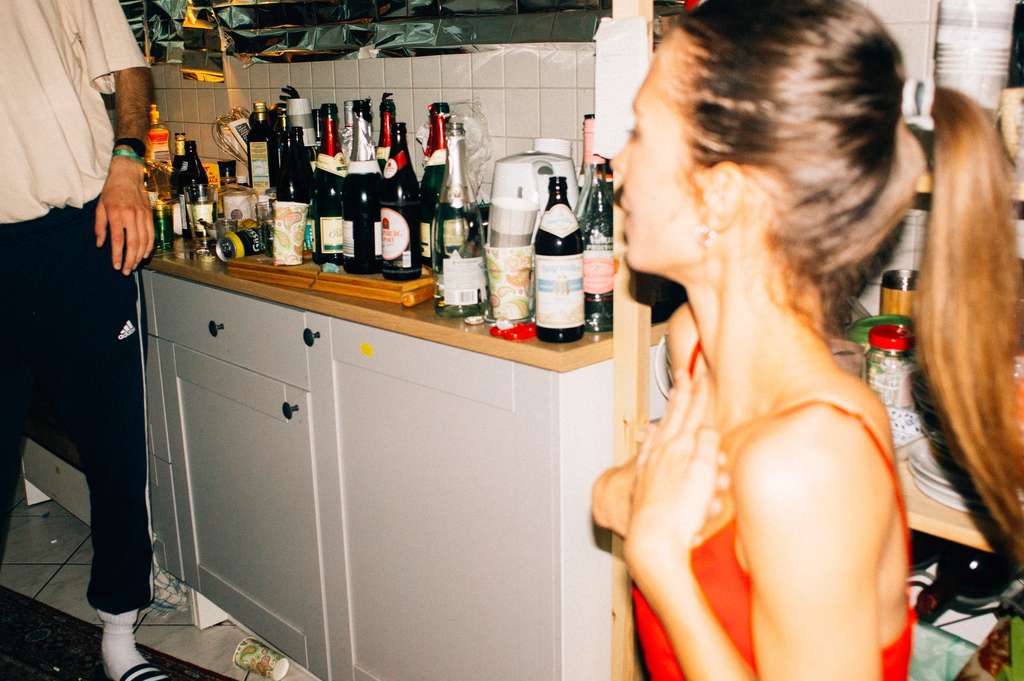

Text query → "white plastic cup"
[488,197,538,247]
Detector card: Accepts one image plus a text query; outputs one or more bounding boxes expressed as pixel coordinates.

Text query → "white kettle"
[490,138,579,213]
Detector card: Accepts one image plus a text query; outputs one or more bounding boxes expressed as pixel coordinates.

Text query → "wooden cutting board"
[226,255,434,307]
[226,256,320,290]
[312,268,434,308]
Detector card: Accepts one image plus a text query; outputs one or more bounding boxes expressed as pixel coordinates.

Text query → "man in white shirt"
[0,2,166,680]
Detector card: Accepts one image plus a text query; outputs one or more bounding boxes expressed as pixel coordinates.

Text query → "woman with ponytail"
[591,1,1023,679]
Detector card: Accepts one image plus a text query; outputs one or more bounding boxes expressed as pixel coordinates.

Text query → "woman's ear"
[695,162,768,234]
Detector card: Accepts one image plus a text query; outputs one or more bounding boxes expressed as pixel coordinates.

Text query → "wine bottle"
[432,121,485,318]
[342,107,382,274]
[377,93,395,173]
[314,104,345,268]
[381,122,422,280]
[170,133,188,236]
[181,141,211,240]
[247,101,278,195]
[342,100,355,164]
[419,102,449,265]
[579,120,614,333]
[277,127,314,204]
[273,108,290,189]
[575,114,595,217]
[536,176,584,343]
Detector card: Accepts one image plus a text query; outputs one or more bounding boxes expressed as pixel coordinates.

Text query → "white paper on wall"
[594,16,651,160]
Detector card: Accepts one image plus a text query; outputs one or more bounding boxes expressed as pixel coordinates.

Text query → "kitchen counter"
[146,246,666,373]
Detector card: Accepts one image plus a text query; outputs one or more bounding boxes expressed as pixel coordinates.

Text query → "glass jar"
[865,324,916,408]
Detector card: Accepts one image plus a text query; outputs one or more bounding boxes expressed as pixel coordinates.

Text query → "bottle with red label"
[376,93,395,173]
[381,122,422,280]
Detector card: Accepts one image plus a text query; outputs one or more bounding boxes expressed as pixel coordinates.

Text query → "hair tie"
[902,78,936,132]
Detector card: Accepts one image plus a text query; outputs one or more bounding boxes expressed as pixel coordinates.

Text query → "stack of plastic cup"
[935,0,1016,111]
[484,198,539,323]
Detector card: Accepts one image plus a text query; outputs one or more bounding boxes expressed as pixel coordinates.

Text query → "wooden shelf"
[897,438,997,553]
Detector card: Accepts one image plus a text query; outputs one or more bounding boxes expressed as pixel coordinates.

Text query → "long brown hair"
[668,0,1024,557]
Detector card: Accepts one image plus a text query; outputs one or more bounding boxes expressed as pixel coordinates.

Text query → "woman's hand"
[625,378,722,586]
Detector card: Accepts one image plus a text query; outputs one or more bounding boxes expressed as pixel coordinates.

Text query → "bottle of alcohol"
[579,120,614,333]
[432,121,485,318]
[419,102,449,265]
[170,133,188,236]
[376,93,396,173]
[342,100,355,164]
[247,101,278,195]
[277,127,314,204]
[146,104,171,164]
[342,108,383,274]
[536,176,584,343]
[273,107,290,189]
[314,104,345,268]
[575,114,596,216]
[381,122,421,280]
[181,141,211,240]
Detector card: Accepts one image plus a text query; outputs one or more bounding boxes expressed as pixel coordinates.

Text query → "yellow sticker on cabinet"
[359,342,375,358]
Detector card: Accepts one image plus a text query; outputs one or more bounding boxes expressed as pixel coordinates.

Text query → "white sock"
[97,609,149,680]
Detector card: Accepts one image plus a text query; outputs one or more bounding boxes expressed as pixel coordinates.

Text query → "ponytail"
[919,87,1024,559]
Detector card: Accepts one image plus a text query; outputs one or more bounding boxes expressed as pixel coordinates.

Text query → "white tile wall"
[152,45,596,195]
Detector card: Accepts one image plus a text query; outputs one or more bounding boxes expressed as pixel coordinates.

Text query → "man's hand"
[95,155,153,275]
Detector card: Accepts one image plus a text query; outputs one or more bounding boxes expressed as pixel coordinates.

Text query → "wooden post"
[609,0,653,679]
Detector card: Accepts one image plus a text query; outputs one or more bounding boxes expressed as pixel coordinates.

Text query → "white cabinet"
[143,270,616,681]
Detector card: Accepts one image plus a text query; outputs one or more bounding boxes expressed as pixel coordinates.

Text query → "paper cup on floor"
[233,636,290,680]
[273,201,308,266]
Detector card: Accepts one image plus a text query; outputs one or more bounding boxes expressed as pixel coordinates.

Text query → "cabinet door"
[329,319,559,681]
[165,344,327,678]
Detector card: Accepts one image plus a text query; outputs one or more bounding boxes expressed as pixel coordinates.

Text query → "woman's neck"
[681,261,834,437]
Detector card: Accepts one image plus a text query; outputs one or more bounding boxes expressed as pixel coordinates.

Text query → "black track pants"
[0,199,153,615]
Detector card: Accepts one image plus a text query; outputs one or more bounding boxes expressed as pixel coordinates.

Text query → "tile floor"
[1,481,321,681]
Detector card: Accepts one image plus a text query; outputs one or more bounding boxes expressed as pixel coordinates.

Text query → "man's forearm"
[113,67,153,142]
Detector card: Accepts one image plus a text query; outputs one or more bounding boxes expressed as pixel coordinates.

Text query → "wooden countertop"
[146,249,666,373]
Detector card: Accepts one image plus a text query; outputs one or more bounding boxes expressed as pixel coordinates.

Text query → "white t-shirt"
[0,0,147,223]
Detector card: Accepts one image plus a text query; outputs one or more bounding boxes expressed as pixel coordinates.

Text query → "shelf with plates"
[897,438,998,553]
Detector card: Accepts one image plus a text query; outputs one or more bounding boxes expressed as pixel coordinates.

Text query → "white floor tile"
[2,513,90,564]
[135,621,251,680]
[35,564,100,624]
[0,563,59,598]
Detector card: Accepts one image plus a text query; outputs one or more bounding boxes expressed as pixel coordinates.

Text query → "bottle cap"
[868,324,914,351]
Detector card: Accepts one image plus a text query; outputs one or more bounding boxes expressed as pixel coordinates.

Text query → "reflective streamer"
[121,0,688,63]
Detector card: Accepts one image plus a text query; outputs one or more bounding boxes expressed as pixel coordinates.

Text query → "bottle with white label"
[419,102,449,265]
[342,107,382,274]
[381,122,421,280]
[432,121,485,319]
[313,103,345,268]
[536,176,584,343]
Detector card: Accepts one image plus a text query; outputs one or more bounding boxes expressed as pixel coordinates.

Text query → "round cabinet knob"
[282,402,300,420]
[208,321,224,337]
[303,329,321,347]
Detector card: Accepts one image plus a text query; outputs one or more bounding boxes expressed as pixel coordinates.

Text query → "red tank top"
[632,344,914,680]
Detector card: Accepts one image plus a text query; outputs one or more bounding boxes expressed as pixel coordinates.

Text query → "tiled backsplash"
[152,44,596,198]
[150,0,939,307]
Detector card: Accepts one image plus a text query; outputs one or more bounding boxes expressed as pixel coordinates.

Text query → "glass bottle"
[575,114,595,210]
[432,121,485,318]
[342,106,383,274]
[314,104,345,267]
[536,176,584,343]
[381,122,422,280]
[247,101,278,195]
[419,102,450,264]
[170,132,188,236]
[579,142,614,333]
[181,140,209,240]
[376,93,395,173]
[277,127,314,204]
[273,107,290,189]
[146,104,171,164]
